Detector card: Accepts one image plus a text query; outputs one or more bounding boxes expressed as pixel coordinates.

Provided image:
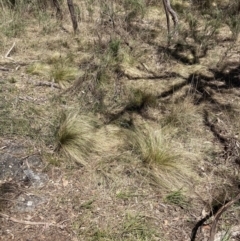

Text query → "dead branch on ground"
[0,212,66,229]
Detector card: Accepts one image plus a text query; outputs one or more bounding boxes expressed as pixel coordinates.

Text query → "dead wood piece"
[191,193,240,241]
[0,212,66,229]
[214,226,240,241]
[0,67,10,71]
[53,0,63,20]
[208,192,240,241]
[5,42,16,58]
[162,0,178,39]
[67,0,78,33]
[35,81,60,89]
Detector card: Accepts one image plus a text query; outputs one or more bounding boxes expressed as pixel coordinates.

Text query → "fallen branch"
[191,193,240,241]
[208,192,240,241]
[0,212,66,229]
[34,81,60,89]
[0,67,10,71]
[67,0,78,33]
[5,42,16,58]
[214,226,240,241]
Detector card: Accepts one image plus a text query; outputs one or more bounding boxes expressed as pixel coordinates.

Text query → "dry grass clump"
[55,112,122,165]
[127,125,178,166]
[27,58,79,88]
[160,97,202,132]
[55,113,100,166]
[26,63,51,77]
[125,124,192,189]
[127,89,157,110]
[50,64,79,86]
[164,189,189,208]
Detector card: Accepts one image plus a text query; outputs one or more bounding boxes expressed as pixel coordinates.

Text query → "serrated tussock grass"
[160,97,201,131]
[55,113,99,166]
[127,125,179,166]
[27,61,79,88]
[127,89,157,111]
[165,189,189,208]
[55,112,122,165]
[125,124,193,189]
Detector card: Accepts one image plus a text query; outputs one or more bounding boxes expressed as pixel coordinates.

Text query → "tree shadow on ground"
[185,64,240,241]
[158,63,240,104]
[0,182,21,211]
[213,64,240,88]
[157,44,206,65]
[106,64,239,125]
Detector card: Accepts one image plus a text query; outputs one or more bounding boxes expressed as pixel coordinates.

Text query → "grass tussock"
[50,64,79,86]
[127,125,178,166]
[164,189,189,208]
[55,112,122,165]
[160,97,201,131]
[1,1,240,240]
[55,113,99,166]
[128,89,157,110]
[27,59,79,87]
[121,213,155,240]
[125,124,193,189]
[27,63,51,77]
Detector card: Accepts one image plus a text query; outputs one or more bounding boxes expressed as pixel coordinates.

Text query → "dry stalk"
[5,42,16,58]
[162,0,178,41]
[0,212,67,229]
[208,192,240,241]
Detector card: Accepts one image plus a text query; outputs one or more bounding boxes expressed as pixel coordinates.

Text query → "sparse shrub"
[96,67,109,84]
[1,14,25,37]
[7,77,16,83]
[99,0,115,26]
[85,0,95,21]
[191,0,211,9]
[175,8,223,63]
[226,15,240,41]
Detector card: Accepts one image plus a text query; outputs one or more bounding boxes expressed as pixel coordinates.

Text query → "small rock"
[15,194,47,212]
[23,169,48,188]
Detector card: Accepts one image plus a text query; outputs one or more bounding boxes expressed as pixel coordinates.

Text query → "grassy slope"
[0,0,240,240]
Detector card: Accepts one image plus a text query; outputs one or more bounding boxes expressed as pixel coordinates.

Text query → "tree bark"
[52,0,63,20]
[162,0,178,37]
[67,0,78,33]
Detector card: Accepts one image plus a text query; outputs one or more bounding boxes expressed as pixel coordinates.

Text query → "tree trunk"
[52,0,63,20]
[162,0,178,36]
[67,0,78,33]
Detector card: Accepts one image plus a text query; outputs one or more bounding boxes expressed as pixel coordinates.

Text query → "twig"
[162,0,178,44]
[215,226,240,241]
[34,81,60,89]
[18,153,39,161]
[5,42,16,58]
[0,212,66,229]
[208,192,240,241]
[190,203,224,241]
[0,67,10,71]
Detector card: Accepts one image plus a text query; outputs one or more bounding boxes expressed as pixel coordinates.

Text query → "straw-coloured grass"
[55,113,99,166]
